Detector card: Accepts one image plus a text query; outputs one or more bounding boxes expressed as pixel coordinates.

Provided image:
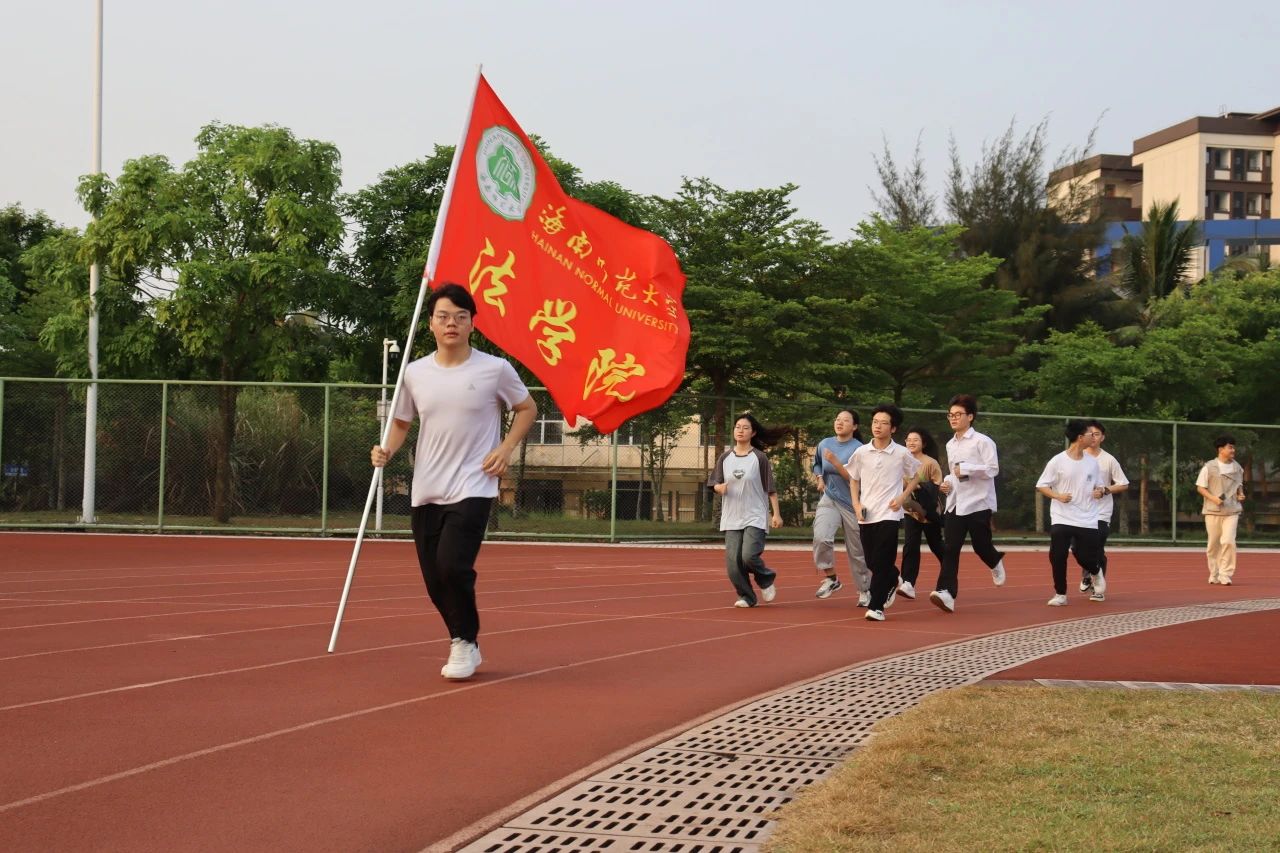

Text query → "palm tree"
[1117,200,1202,303]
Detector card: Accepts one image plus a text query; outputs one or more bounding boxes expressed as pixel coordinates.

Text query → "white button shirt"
[944,427,999,515]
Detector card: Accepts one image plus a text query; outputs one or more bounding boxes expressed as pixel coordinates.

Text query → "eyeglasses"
[946,412,968,419]
[1086,431,1103,438]
[432,311,472,324]
[871,419,893,427]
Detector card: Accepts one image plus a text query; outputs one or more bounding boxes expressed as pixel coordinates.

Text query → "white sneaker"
[857,591,871,608]
[1080,577,1093,592]
[897,580,916,599]
[734,598,751,608]
[864,609,885,622]
[1091,572,1106,595]
[929,589,955,613]
[1047,594,1069,607]
[761,583,777,603]
[816,577,842,598]
[441,639,480,680]
[991,559,1006,586]
[884,587,897,609]
[1089,591,1105,602]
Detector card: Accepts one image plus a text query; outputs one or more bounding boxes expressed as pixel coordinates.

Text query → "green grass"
[764,685,1280,852]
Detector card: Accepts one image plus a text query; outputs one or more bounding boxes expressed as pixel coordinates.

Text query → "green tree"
[0,205,63,376]
[1113,200,1202,337]
[650,178,829,451]
[78,123,350,521]
[875,119,1118,335]
[870,133,936,228]
[831,219,1036,405]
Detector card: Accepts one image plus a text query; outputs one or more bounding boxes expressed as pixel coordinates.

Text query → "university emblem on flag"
[476,126,536,221]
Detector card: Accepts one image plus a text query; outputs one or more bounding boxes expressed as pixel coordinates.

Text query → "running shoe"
[816,577,843,599]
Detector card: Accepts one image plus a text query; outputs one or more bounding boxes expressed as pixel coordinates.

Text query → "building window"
[530,407,564,444]
[1213,192,1230,213]
[615,420,642,446]
[1103,183,1116,197]
[1214,149,1230,169]
[1246,194,1261,215]
[1247,151,1262,171]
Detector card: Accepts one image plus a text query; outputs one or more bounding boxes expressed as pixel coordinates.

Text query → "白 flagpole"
[81,0,104,525]
[327,65,484,652]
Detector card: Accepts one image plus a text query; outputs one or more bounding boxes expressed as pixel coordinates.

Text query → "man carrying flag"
[332,72,688,666]
[372,284,536,680]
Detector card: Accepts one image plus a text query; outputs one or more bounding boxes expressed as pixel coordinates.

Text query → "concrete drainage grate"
[458,600,1280,852]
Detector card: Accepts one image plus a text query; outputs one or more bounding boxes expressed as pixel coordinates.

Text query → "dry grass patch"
[765,685,1280,852]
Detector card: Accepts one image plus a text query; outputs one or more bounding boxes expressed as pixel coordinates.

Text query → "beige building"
[1050,107,1280,271]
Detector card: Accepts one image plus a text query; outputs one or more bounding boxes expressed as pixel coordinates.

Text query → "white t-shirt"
[1195,461,1237,487]
[393,349,529,506]
[1037,451,1102,528]
[1089,448,1129,522]
[848,441,921,524]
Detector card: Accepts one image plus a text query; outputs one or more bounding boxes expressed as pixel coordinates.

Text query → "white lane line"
[0,618,831,814]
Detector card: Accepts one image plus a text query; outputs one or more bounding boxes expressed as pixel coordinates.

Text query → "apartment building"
[1050,106,1280,275]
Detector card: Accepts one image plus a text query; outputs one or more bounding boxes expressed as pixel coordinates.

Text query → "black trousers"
[900,515,945,586]
[1051,524,1102,595]
[936,510,1004,599]
[1074,519,1111,579]
[858,520,901,611]
[410,497,493,644]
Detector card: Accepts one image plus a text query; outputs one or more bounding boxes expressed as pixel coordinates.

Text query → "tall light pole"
[375,338,400,530]
[81,0,104,525]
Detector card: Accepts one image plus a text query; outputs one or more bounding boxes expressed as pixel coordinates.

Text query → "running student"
[371,283,537,680]
[811,409,871,606]
[1196,433,1246,585]
[930,394,1007,614]
[708,414,785,608]
[825,404,920,623]
[898,426,945,600]
[1036,419,1106,607]
[1077,420,1128,600]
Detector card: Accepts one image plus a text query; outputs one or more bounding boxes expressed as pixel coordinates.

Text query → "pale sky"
[4,0,1279,237]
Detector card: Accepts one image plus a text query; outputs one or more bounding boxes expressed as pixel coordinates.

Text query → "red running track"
[1,532,1276,851]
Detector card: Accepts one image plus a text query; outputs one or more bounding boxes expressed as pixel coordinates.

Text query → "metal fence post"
[321,385,331,534]
[1171,421,1178,543]
[157,381,169,531]
[609,429,618,544]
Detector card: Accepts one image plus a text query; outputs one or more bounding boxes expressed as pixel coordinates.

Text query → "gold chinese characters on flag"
[429,75,689,434]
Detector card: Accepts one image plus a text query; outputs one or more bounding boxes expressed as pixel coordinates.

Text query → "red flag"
[428,75,689,434]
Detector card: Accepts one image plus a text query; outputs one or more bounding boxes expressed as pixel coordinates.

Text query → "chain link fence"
[2,377,1277,544]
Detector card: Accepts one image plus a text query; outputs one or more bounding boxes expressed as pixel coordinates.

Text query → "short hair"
[1214,433,1237,449]
[1064,419,1089,443]
[1085,418,1106,435]
[948,394,978,419]
[427,282,477,317]
[871,403,903,430]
